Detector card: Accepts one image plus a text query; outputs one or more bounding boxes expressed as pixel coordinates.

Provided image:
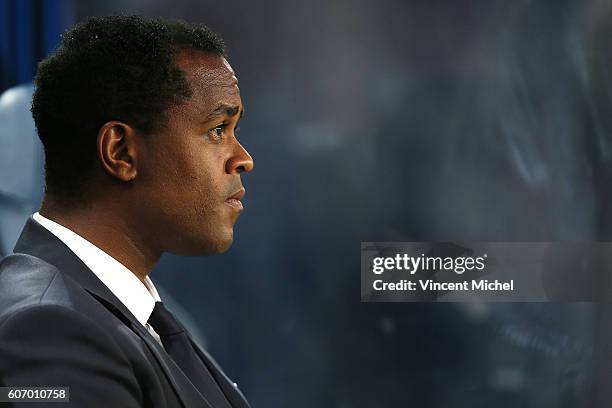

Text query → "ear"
[96,121,139,182]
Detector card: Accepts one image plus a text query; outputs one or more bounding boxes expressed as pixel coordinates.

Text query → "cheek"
[173,148,226,212]
[139,134,229,220]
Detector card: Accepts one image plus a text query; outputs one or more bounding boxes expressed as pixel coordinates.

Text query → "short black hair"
[31,15,225,199]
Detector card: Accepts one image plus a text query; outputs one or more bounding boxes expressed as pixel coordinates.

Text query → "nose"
[226,141,254,174]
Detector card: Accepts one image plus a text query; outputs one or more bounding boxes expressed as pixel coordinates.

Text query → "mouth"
[225,187,245,211]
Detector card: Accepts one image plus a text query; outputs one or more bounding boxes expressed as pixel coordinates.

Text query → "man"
[0,15,253,408]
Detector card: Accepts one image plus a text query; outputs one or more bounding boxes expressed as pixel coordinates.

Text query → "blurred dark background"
[2,0,612,406]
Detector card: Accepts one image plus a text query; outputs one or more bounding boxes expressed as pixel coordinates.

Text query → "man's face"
[135,50,253,256]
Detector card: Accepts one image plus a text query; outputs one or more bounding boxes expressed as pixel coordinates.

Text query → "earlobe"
[97,121,139,182]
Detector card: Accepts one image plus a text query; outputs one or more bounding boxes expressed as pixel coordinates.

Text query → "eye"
[209,124,227,141]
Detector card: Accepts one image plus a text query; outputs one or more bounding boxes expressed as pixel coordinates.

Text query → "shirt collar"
[32,212,161,327]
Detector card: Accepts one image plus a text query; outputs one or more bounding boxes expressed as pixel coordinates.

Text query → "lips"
[225,188,245,211]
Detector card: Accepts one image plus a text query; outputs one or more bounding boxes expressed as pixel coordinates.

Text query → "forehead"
[173,50,241,111]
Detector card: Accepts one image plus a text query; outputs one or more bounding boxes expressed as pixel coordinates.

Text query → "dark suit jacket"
[0,218,251,408]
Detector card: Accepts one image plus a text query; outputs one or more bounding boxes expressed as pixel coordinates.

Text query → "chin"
[208,235,234,254]
[208,225,235,253]
[171,229,234,256]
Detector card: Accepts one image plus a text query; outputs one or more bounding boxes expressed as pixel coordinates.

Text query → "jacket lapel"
[13,218,214,408]
[187,334,251,408]
[87,291,216,408]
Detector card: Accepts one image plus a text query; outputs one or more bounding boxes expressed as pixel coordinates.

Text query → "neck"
[39,198,160,283]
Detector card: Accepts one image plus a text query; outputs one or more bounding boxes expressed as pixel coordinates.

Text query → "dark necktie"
[148,301,231,408]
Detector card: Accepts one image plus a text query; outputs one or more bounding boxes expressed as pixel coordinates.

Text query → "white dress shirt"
[32,212,164,347]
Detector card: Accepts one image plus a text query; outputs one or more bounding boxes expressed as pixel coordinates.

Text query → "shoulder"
[0,257,137,389]
[0,253,138,367]
[0,260,131,371]
[0,253,82,323]
[0,253,108,339]
[0,255,145,407]
[0,294,144,407]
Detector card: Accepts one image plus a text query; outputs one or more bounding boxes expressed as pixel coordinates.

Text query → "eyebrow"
[204,103,244,122]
